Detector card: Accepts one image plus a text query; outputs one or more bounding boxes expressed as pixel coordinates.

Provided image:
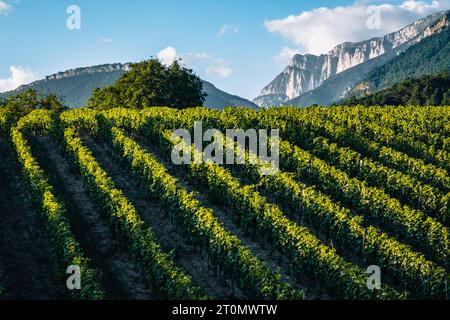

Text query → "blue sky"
[0,0,449,99]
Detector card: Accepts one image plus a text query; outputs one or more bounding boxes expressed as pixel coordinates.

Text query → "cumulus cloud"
[400,0,442,13]
[0,66,39,93]
[0,1,11,15]
[158,47,233,78]
[188,52,233,78]
[157,46,178,66]
[219,24,239,36]
[206,65,233,78]
[265,0,450,55]
[275,47,303,64]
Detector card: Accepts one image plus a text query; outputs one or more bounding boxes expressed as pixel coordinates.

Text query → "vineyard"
[0,105,449,300]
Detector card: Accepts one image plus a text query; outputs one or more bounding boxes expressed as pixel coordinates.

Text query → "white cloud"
[275,47,302,64]
[157,46,178,66]
[0,1,11,15]
[157,47,233,78]
[206,65,233,78]
[0,66,39,93]
[97,38,112,43]
[400,0,441,13]
[219,24,239,36]
[265,0,450,55]
[190,53,233,78]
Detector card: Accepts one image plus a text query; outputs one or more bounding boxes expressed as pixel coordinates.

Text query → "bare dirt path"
[31,136,154,300]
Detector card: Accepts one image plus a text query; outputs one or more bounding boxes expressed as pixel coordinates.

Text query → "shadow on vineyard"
[0,106,449,302]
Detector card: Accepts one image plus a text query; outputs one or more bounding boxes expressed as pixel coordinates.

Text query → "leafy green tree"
[88,86,123,110]
[0,97,6,107]
[3,89,67,119]
[443,89,450,105]
[39,93,67,112]
[409,85,422,106]
[87,59,206,110]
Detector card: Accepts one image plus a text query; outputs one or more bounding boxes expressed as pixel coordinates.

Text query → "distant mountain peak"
[254,10,449,108]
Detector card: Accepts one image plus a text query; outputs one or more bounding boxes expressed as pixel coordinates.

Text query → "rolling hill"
[341,73,450,106]
[0,64,258,110]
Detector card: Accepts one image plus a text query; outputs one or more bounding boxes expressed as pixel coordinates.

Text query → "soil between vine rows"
[31,135,154,300]
[0,139,65,299]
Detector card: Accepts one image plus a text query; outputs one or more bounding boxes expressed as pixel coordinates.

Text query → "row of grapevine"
[224,109,450,266]
[320,106,450,151]
[144,107,449,268]
[122,107,448,298]
[277,140,449,267]
[212,134,448,298]
[340,113,450,174]
[10,110,105,300]
[305,136,448,225]
[324,106,450,155]
[234,108,450,225]
[171,107,450,226]
[139,106,450,225]
[61,126,205,300]
[262,108,450,194]
[251,109,450,214]
[94,118,304,300]
[259,172,449,298]
[125,115,403,299]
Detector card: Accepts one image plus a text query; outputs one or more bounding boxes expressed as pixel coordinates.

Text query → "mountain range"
[0,64,258,110]
[254,10,450,108]
[2,10,449,110]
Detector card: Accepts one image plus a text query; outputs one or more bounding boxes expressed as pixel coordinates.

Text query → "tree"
[3,89,67,119]
[87,59,206,110]
[443,89,450,105]
[342,72,450,106]
[408,85,422,106]
[87,87,123,110]
[164,61,205,109]
[40,93,66,112]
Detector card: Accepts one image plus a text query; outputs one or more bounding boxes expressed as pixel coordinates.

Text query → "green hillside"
[350,17,450,97]
[342,73,450,106]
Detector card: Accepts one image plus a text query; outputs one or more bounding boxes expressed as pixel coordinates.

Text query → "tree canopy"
[342,72,450,106]
[87,59,206,110]
[0,89,67,119]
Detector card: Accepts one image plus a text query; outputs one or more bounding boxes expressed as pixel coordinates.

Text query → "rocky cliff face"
[254,10,449,107]
[45,63,131,81]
